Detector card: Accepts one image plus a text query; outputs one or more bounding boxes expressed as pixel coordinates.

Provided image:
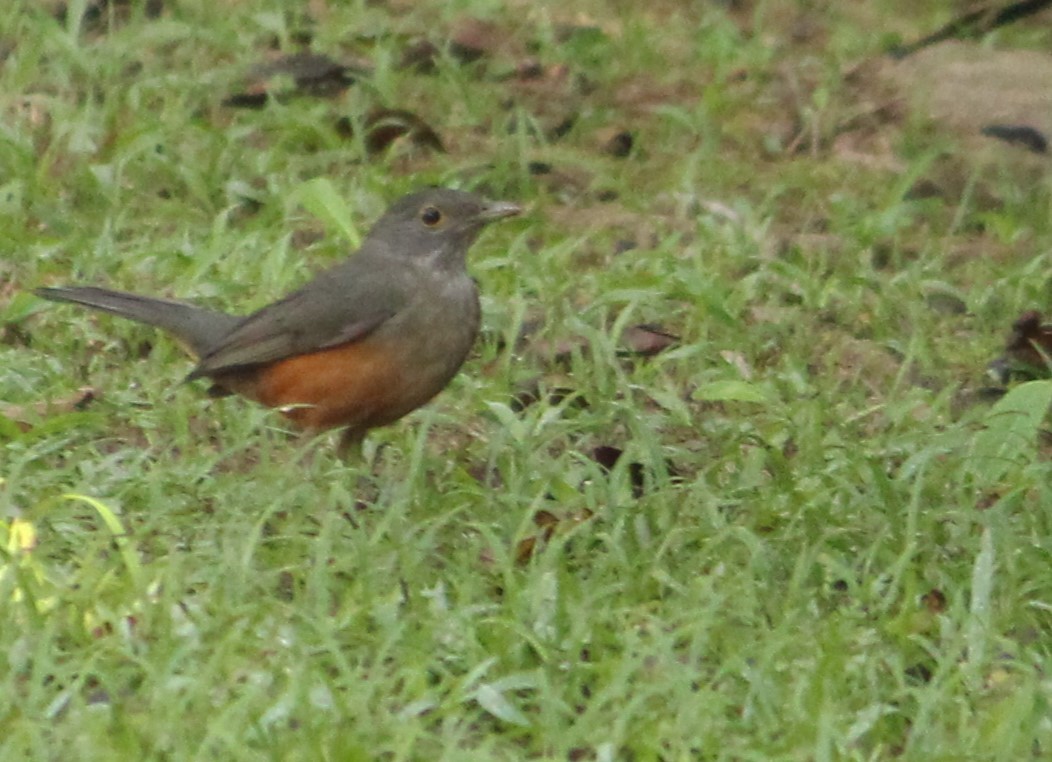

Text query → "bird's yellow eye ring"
[421,206,443,226]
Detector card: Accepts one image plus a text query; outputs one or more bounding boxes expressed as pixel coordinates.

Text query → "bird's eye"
[421,206,443,226]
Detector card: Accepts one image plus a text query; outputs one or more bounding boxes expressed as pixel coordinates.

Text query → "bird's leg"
[337,428,365,461]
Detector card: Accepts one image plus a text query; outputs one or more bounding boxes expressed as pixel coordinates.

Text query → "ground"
[2,1,1052,760]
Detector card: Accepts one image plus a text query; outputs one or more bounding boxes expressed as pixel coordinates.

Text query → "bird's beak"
[478,200,522,222]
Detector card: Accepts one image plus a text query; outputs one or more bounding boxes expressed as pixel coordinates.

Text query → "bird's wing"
[187,259,409,379]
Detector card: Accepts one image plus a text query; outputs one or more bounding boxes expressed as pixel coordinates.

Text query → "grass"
[3,0,1052,759]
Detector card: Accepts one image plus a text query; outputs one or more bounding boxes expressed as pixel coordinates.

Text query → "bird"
[35,187,521,454]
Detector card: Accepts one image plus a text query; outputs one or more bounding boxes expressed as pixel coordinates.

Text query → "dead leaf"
[552,23,607,44]
[526,334,589,366]
[514,58,544,80]
[1,387,100,432]
[401,17,517,72]
[591,445,647,497]
[590,445,623,471]
[905,662,934,684]
[921,588,947,613]
[509,376,586,413]
[619,324,678,357]
[976,491,1002,511]
[502,61,588,140]
[993,310,1052,381]
[449,17,511,62]
[465,461,503,489]
[533,508,561,537]
[399,39,441,72]
[515,508,595,564]
[52,0,164,31]
[513,535,538,565]
[595,127,634,157]
[336,108,445,155]
[222,52,361,108]
[1,321,32,348]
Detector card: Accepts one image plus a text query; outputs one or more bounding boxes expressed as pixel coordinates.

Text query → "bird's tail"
[35,286,242,358]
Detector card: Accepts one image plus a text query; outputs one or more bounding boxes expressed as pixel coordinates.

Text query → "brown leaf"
[514,58,545,80]
[526,334,589,365]
[399,39,441,72]
[53,0,164,30]
[515,61,572,86]
[515,508,595,565]
[552,23,606,44]
[595,127,634,157]
[514,535,538,565]
[995,310,1052,380]
[509,377,585,413]
[905,662,934,684]
[619,324,678,356]
[449,17,509,63]
[400,18,515,72]
[591,445,682,497]
[921,588,947,613]
[1,387,100,432]
[222,52,360,108]
[461,452,505,488]
[260,52,359,91]
[507,380,540,413]
[590,445,623,471]
[336,108,445,155]
[533,508,560,539]
[1,322,32,348]
[976,491,1001,511]
[566,509,594,527]
[501,61,587,144]
[591,445,647,497]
